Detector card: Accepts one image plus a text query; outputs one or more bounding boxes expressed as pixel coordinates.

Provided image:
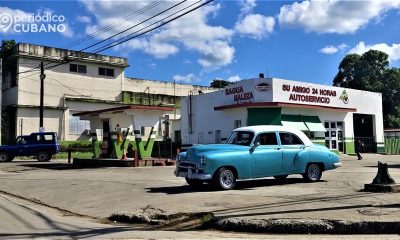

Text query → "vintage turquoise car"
[175,125,342,190]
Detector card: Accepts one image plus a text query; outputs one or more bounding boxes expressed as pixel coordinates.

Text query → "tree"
[210,79,233,88]
[1,40,17,86]
[333,50,400,128]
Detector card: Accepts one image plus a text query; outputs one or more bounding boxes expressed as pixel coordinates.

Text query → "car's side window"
[255,132,278,145]
[279,132,303,145]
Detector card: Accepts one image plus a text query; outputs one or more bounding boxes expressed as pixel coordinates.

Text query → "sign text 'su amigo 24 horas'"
[282,84,336,104]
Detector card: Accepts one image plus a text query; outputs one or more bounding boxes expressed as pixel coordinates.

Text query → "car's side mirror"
[250,142,260,151]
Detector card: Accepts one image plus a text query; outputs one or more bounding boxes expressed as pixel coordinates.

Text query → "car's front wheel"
[185,178,204,188]
[213,167,236,190]
[303,163,322,182]
[0,152,11,162]
[37,152,50,162]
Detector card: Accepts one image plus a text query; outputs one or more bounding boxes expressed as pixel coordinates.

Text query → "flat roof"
[214,102,357,112]
[18,43,129,67]
[73,105,174,117]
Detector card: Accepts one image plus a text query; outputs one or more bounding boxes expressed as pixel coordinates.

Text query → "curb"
[214,218,400,234]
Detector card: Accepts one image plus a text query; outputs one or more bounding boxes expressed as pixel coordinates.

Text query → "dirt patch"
[109,205,215,230]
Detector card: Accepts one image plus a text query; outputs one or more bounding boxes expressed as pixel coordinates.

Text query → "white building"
[2,43,215,143]
[180,76,384,154]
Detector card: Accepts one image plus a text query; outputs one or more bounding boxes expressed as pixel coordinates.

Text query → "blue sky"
[1,0,400,86]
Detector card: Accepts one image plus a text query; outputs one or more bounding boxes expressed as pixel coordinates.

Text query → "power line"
[18,0,214,79]
[62,0,165,49]
[79,0,187,52]
[14,1,164,76]
[92,0,211,53]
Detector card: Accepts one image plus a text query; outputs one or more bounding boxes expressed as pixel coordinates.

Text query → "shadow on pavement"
[20,163,99,170]
[0,226,142,239]
[211,192,386,218]
[365,164,400,169]
[146,178,323,194]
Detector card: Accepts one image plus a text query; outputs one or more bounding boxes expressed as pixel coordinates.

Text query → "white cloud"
[173,73,200,84]
[60,23,74,38]
[349,41,400,62]
[320,46,338,54]
[76,15,91,23]
[319,43,347,54]
[239,0,257,16]
[227,75,241,82]
[80,1,235,69]
[278,0,400,34]
[235,14,274,40]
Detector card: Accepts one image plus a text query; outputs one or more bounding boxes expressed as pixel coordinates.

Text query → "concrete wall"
[181,92,246,144]
[17,57,125,107]
[16,107,63,139]
[124,78,216,96]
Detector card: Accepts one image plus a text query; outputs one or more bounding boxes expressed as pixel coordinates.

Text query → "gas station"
[72,105,176,166]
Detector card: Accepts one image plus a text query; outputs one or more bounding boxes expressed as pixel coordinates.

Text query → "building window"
[98,67,115,77]
[141,126,145,136]
[234,120,241,129]
[69,115,90,135]
[69,64,87,73]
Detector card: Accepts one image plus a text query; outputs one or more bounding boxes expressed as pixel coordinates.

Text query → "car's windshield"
[226,131,254,146]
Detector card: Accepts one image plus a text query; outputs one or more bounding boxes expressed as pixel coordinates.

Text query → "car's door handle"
[274,147,281,150]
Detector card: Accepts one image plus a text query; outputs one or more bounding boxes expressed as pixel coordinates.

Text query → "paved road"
[0,154,399,237]
[0,194,398,240]
[4,193,397,240]
[0,192,263,239]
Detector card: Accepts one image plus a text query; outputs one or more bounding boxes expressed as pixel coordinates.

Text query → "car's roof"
[234,125,313,146]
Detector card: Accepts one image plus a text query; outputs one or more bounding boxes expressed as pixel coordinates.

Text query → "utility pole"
[39,62,46,131]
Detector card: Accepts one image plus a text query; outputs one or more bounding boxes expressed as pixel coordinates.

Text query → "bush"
[59,141,92,152]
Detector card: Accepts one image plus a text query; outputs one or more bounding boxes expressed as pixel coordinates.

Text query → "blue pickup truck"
[0,132,61,162]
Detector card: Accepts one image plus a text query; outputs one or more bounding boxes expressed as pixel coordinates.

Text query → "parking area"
[0,154,399,222]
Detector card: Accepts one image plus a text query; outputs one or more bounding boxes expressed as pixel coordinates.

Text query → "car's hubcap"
[308,164,320,180]
[39,154,47,161]
[220,170,234,188]
[0,154,6,161]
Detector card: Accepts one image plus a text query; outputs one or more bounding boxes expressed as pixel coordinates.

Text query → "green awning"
[303,116,326,132]
[281,120,309,131]
[281,115,309,131]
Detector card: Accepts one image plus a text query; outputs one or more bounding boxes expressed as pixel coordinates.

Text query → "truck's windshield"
[226,131,254,146]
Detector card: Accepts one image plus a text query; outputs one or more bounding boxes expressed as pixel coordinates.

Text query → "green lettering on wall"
[134,127,157,158]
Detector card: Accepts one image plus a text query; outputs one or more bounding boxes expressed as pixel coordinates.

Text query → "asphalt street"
[0,154,399,238]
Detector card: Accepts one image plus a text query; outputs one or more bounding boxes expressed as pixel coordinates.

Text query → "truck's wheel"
[37,152,50,162]
[0,152,10,162]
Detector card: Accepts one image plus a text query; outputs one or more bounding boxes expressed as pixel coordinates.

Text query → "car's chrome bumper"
[175,169,212,180]
[333,162,342,168]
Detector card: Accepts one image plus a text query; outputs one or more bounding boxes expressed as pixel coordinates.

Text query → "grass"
[55,151,94,159]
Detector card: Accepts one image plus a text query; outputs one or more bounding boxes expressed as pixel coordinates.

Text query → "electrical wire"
[16,0,214,80]
[14,1,164,75]
[62,0,165,49]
